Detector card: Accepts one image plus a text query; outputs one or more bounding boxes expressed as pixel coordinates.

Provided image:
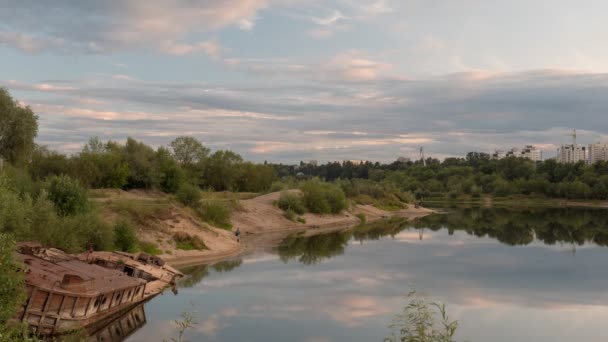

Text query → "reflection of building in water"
[88,303,147,342]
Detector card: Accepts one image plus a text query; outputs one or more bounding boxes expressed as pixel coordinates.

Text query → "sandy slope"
[92,189,434,268]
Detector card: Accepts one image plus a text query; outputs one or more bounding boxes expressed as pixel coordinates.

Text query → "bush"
[300,179,347,214]
[277,191,306,215]
[284,209,296,221]
[114,220,137,252]
[176,182,202,207]
[0,234,25,325]
[296,217,306,224]
[139,241,162,255]
[45,174,89,216]
[356,213,367,224]
[195,200,232,229]
[173,232,207,250]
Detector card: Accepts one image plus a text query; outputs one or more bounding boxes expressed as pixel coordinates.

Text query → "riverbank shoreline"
[165,200,435,268]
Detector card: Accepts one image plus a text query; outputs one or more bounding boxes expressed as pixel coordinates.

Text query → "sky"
[1,0,608,163]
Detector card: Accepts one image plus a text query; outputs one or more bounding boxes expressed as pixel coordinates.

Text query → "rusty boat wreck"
[13,242,183,336]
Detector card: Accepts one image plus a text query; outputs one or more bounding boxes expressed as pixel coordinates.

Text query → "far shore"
[422,196,608,209]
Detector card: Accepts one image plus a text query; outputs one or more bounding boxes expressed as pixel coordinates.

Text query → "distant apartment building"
[493,146,543,161]
[557,144,587,164]
[396,156,411,163]
[491,150,506,160]
[588,142,608,164]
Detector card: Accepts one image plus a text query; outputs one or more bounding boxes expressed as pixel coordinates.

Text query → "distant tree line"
[274,152,608,200]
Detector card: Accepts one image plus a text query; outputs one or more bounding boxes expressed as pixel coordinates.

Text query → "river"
[107,206,608,342]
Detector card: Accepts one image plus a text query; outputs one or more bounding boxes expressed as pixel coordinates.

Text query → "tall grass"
[385,290,460,342]
[194,200,232,229]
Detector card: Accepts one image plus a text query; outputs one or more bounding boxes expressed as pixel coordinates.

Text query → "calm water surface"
[121,207,608,342]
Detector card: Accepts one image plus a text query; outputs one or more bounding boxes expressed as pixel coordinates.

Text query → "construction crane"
[568,129,577,146]
[419,146,426,166]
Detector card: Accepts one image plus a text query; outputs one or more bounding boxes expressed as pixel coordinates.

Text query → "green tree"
[45,175,89,216]
[170,136,210,168]
[125,137,158,188]
[0,88,38,165]
[156,147,185,193]
[204,150,243,191]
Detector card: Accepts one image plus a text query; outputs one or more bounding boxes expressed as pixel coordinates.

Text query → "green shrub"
[138,241,162,255]
[176,182,202,207]
[284,209,296,221]
[195,200,232,229]
[173,232,207,250]
[356,213,367,224]
[114,220,137,252]
[300,179,346,214]
[277,191,306,215]
[45,174,89,216]
[0,234,25,325]
[296,216,306,224]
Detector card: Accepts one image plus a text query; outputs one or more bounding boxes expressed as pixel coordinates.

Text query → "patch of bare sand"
[93,189,242,268]
[231,191,435,234]
[139,207,242,266]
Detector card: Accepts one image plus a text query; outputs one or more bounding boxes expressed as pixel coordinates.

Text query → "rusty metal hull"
[14,243,181,337]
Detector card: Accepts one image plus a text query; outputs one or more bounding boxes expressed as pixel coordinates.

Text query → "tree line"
[281,152,608,200]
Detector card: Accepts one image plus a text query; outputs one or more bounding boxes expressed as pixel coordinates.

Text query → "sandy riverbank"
[165,191,435,268]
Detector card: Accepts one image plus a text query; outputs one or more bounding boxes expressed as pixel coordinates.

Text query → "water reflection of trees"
[278,207,608,265]
[179,259,243,288]
[278,231,351,265]
[411,207,608,247]
[278,217,411,265]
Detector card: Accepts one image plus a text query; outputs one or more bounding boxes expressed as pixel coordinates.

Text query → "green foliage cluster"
[0,88,38,166]
[175,182,202,207]
[194,200,233,229]
[280,153,608,201]
[277,191,306,215]
[173,232,207,251]
[45,175,89,216]
[138,241,162,256]
[0,234,24,326]
[0,172,113,253]
[300,179,347,214]
[337,179,413,210]
[113,220,138,252]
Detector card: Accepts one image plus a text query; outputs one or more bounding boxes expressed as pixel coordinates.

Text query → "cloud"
[0,0,275,54]
[5,69,608,162]
[313,10,345,26]
[0,31,65,53]
[160,40,222,57]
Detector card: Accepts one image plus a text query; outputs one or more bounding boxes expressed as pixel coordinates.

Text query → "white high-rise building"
[557,145,587,163]
[588,142,608,164]
[497,146,543,161]
[557,129,587,164]
[520,145,543,162]
[492,150,506,160]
